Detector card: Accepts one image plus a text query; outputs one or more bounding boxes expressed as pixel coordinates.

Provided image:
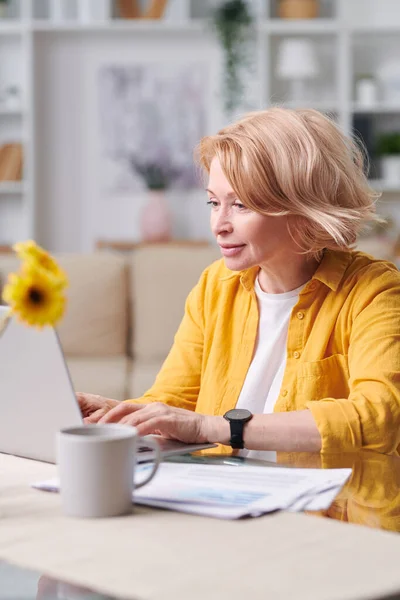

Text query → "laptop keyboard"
[137,445,154,453]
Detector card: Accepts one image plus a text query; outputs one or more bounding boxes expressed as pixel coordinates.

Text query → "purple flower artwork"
[98,63,208,192]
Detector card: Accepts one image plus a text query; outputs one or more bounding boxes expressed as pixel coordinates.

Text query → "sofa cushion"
[56,254,128,357]
[130,245,220,361]
[66,355,130,401]
[0,253,129,358]
[128,358,165,399]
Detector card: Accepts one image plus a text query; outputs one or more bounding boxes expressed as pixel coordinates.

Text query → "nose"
[211,209,234,238]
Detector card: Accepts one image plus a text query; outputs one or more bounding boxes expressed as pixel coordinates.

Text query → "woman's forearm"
[207,410,322,453]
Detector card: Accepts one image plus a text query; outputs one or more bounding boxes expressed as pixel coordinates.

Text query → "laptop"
[0,306,216,463]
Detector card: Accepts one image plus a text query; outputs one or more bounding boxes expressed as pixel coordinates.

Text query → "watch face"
[224,409,252,421]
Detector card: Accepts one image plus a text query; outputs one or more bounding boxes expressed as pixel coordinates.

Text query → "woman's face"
[207,157,297,272]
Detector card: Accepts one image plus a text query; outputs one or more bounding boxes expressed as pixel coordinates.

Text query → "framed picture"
[98,63,208,192]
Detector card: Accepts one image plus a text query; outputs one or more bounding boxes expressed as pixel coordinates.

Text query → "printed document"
[33,462,351,520]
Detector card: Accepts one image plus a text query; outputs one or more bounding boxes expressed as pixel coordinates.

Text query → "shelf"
[3,18,400,36]
[0,108,25,117]
[0,21,25,35]
[96,239,211,251]
[352,103,400,115]
[0,182,25,195]
[350,23,400,34]
[31,19,205,34]
[283,100,338,112]
[261,19,338,35]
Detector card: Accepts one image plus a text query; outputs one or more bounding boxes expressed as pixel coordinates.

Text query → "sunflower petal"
[2,263,67,328]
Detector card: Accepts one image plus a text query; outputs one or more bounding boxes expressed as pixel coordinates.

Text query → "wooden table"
[1,453,400,600]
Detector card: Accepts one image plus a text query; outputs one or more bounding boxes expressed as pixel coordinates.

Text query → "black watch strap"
[230,419,246,449]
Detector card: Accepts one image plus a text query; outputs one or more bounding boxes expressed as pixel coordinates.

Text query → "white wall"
[34,33,86,252]
[34,29,225,252]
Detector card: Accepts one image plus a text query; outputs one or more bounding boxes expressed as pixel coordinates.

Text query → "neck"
[257,253,321,294]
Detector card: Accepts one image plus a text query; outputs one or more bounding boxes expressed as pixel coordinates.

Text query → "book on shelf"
[0,143,23,182]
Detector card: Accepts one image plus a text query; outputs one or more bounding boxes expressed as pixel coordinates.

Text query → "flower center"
[28,287,44,304]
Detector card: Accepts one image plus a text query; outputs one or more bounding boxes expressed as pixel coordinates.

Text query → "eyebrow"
[206,189,237,198]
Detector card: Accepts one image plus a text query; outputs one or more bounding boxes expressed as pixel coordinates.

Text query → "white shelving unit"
[1,0,400,250]
[0,0,31,246]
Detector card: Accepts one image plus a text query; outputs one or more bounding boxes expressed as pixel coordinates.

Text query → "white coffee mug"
[57,424,160,518]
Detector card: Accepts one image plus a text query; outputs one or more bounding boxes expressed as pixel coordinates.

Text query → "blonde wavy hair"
[195,107,380,256]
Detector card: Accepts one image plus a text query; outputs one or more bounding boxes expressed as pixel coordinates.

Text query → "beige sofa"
[0,246,220,401]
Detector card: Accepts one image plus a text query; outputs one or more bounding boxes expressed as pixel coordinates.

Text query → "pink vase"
[140,190,172,243]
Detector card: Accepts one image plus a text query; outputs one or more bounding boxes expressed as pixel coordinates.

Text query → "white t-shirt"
[236,276,305,460]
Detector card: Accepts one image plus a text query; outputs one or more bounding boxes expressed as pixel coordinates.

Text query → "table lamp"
[276,37,319,103]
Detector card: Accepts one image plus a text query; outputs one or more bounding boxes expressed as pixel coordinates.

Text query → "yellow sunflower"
[13,240,68,288]
[2,264,66,329]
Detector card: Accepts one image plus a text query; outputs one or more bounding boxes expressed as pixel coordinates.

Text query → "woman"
[78,108,400,455]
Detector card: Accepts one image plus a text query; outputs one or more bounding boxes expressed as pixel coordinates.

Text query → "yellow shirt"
[126,250,400,455]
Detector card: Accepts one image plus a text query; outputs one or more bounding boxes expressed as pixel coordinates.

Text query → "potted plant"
[0,0,9,19]
[130,157,181,243]
[376,132,400,184]
[211,0,253,118]
[132,161,180,191]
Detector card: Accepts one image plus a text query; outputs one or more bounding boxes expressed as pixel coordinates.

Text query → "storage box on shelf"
[269,0,337,19]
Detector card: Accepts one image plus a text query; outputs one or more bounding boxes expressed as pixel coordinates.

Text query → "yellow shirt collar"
[220,249,354,293]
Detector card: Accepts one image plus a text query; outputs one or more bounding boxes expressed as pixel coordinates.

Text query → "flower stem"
[0,310,12,336]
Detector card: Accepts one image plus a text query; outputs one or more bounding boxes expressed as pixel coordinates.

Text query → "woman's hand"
[98,402,229,445]
[76,392,120,423]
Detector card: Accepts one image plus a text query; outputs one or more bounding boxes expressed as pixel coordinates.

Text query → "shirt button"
[281,389,288,397]
[293,351,301,359]
[297,311,304,320]
[308,282,317,291]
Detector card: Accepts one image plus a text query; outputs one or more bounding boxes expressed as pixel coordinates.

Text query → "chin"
[222,256,255,272]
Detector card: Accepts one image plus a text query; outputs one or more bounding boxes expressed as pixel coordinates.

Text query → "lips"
[219,244,246,257]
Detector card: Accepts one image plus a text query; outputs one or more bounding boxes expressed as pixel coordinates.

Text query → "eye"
[233,202,246,210]
[206,200,218,208]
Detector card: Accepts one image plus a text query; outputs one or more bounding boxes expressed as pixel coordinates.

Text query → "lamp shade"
[276,38,319,80]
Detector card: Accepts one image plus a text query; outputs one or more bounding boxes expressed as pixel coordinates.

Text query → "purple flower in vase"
[129,151,182,191]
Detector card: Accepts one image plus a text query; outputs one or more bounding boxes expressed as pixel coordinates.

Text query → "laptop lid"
[0,307,217,465]
[0,306,83,463]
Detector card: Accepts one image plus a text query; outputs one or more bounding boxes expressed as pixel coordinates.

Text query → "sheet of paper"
[33,462,351,520]
[286,484,346,512]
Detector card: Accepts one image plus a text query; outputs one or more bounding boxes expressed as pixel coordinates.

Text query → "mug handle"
[134,436,161,489]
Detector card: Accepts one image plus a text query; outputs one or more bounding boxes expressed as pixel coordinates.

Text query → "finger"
[84,408,108,423]
[131,416,167,437]
[76,391,96,403]
[76,392,101,417]
[76,392,88,412]
[99,403,146,424]
[118,405,165,428]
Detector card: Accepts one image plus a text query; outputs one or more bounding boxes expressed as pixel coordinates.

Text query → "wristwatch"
[223,408,253,449]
